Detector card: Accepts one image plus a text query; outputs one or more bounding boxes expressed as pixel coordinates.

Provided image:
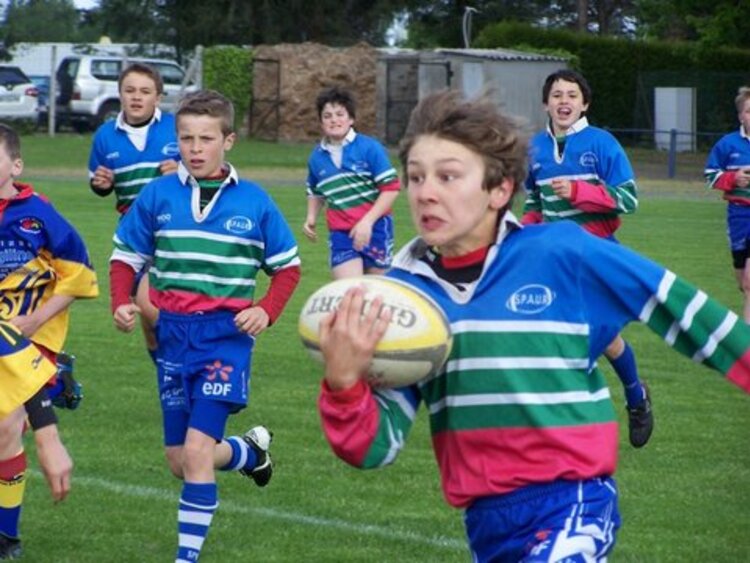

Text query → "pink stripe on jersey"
[431,423,619,508]
[318,380,378,466]
[581,217,621,238]
[150,287,252,314]
[326,204,392,231]
[727,349,750,392]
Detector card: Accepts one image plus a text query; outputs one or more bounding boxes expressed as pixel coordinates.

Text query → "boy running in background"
[522,69,653,448]
[705,86,750,323]
[89,62,180,362]
[0,123,99,558]
[109,90,301,562]
[303,86,400,278]
[316,90,750,562]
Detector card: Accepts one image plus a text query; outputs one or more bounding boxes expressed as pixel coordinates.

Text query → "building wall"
[445,56,567,134]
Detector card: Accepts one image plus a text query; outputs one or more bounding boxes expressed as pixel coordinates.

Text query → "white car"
[55,55,196,132]
[0,65,39,125]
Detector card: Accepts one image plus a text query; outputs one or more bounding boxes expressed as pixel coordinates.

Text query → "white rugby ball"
[298,275,452,388]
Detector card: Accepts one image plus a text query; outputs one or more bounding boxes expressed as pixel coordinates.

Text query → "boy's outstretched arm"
[33,424,72,503]
[318,287,420,469]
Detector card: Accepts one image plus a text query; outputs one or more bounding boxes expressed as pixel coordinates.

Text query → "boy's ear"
[488,178,514,210]
[12,158,23,178]
[223,132,237,151]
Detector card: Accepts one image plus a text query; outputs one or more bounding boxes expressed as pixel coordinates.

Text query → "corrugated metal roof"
[436,48,568,62]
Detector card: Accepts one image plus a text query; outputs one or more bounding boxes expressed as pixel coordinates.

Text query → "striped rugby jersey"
[523,117,638,238]
[88,109,180,214]
[0,183,99,416]
[319,214,750,508]
[111,163,300,314]
[0,183,99,351]
[704,128,750,206]
[306,129,400,231]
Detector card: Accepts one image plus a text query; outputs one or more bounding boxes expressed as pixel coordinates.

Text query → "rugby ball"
[298,276,452,388]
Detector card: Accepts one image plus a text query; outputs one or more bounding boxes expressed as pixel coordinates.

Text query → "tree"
[90,0,416,60]
[636,0,750,49]
[0,0,99,49]
[404,0,640,48]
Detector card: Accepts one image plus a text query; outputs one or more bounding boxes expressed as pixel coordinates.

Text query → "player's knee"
[181,440,212,471]
[164,450,184,479]
[605,336,625,359]
[0,408,24,452]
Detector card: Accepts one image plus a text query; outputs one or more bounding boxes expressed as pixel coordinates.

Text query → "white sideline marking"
[31,472,465,551]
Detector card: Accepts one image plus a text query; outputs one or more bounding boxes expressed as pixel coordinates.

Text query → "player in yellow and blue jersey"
[0,123,98,559]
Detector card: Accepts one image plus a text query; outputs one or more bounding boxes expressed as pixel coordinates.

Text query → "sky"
[0,0,98,9]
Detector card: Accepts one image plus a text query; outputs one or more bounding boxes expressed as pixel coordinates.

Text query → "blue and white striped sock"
[220,436,259,472]
[175,482,218,562]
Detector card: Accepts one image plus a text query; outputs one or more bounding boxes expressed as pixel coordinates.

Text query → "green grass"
[13,133,750,562]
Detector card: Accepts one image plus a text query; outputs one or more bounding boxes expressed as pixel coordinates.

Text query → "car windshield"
[0,67,30,87]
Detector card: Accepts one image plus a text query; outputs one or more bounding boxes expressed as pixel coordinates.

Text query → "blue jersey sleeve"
[366,137,398,186]
[595,131,636,187]
[88,125,111,177]
[259,193,301,274]
[306,155,320,197]
[110,182,157,271]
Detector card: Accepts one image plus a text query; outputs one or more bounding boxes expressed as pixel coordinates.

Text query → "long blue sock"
[608,342,645,408]
[219,436,259,472]
[175,482,217,562]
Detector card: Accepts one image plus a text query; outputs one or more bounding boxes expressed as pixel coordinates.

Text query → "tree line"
[2,0,749,62]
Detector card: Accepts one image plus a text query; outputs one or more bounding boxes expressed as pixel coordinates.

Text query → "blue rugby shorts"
[464,478,620,562]
[727,204,750,268]
[155,310,255,446]
[329,215,394,270]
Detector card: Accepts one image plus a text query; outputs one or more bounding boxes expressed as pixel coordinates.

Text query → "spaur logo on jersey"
[19,217,43,234]
[579,151,598,168]
[162,142,180,158]
[506,284,555,314]
[225,216,253,234]
[105,151,119,160]
[157,213,171,224]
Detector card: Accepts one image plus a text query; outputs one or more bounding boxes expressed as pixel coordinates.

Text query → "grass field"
[13,133,750,562]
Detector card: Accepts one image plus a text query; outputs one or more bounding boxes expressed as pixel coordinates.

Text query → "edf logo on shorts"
[202,360,234,396]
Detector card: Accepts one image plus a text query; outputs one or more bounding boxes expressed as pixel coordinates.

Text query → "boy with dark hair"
[0,122,99,558]
[89,62,180,363]
[109,90,301,561]
[522,69,653,448]
[705,86,750,323]
[315,90,750,561]
[304,86,400,278]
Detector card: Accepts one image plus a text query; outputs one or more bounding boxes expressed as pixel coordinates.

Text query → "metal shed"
[378,47,569,144]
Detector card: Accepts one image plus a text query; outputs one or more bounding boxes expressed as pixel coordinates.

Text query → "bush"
[203,46,253,134]
[476,22,750,133]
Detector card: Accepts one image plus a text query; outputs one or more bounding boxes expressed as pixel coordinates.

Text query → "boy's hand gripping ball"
[298,276,452,388]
